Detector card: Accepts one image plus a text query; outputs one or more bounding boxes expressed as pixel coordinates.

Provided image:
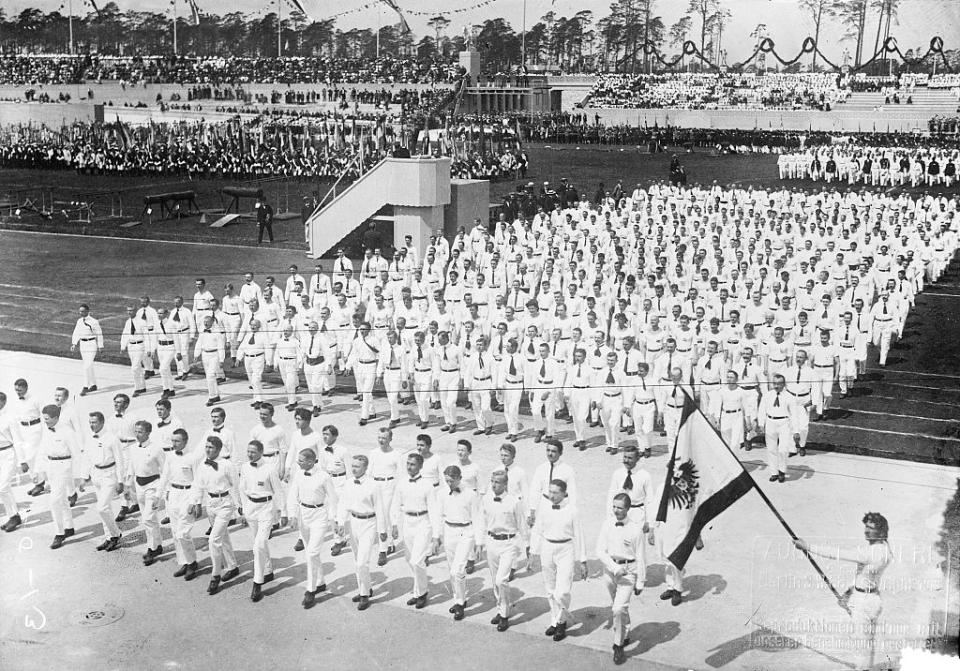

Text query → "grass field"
[4,144,956,256]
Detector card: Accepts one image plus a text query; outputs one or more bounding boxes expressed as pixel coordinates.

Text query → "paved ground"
[0,350,957,671]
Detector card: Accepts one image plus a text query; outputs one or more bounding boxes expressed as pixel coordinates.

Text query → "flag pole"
[678,390,847,608]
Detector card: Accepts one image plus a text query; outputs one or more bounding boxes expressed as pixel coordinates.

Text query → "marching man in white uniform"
[755,374,799,483]
[70,303,103,395]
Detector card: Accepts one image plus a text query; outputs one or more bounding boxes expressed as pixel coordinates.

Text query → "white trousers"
[246,499,274,583]
[298,505,329,592]
[348,515,378,595]
[206,497,237,576]
[604,566,638,646]
[244,356,265,402]
[127,346,146,390]
[135,479,162,548]
[78,340,99,387]
[402,514,433,597]
[541,539,575,626]
[631,400,656,451]
[0,449,19,521]
[503,385,524,435]
[167,488,197,565]
[90,465,121,538]
[486,536,520,617]
[444,524,475,606]
[764,419,792,474]
[47,458,74,534]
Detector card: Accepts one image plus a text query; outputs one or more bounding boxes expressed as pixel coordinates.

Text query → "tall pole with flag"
[277,0,282,58]
[655,391,847,609]
[68,0,74,54]
[172,0,178,55]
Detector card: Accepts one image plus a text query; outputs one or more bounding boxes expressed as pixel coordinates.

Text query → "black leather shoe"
[88,385,97,392]
[50,534,65,549]
[491,614,502,625]
[96,538,112,551]
[28,482,46,497]
[63,528,75,538]
[778,472,786,483]
[330,541,345,556]
[508,568,516,582]
[406,596,419,606]
[173,564,188,578]
[799,447,806,456]
[545,625,557,637]
[222,567,239,581]
[352,590,373,603]
[302,590,316,609]
[2,514,22,532]
[552,621,567,641]
[768,474,779,482]
[207,577,221,595]
[452,604,465,621]
[161,517,170,525]
[184,562,198,581]
[294,538,304,551]
[415,593,428,609]
[251,583,263,602]
[206,397,221,407]
[377,551,387,566]
[659,589,675,600]
[613,644,626,665]
[127,503,141,514]
[465,559,475,574]
[263,572,274,583]
[142,545,162,565]
[497,616,510,632]
[104,535,122,551]
[671,590,683,606]
[115,506,129,523]
[357,595,370,611]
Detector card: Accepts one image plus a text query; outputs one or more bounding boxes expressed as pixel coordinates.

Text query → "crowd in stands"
[777,145,958,188]
[586,73,847,111]
[0,55,462,86]
[930,115,960,134]
[450,149,528,181]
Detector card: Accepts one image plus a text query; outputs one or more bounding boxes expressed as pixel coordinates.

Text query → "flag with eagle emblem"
[655,390,754,571]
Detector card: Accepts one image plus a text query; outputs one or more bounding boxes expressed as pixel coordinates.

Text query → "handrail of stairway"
[304,155,390,253]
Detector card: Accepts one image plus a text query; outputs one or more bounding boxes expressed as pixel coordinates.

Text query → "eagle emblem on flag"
[667,459,699,510]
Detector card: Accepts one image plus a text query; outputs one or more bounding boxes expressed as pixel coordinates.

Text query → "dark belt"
[136,474,160,486]
[21,418,40,426]
[612,557,635,565]
[351,511,375,519]
[787,390,810,396]
[0,444,13,451]
[128,340,144,345]
[405,510,429,517]
[573,385,590,389]
[80,336,97,342]
[386,366,402,370]
[208,491,230,498]
[225,312,241,316]
[329,472,346,477]
[359,360,377,364]
[625,371,638,376]
[854,586,879,594]
[373,476,394,482]
[171,483,191,490]
[306,357,325,366]
[158,340,174,346]
[767,415,789,421]
[631,502,644,508]
[300,502,324,509]
[445,521,472,527]
[546,538,572,543]
[538,379,554,384]
[723,409,741,413]
[604,392,622,397]
[488,532,516,540]
[203,349,219,353]
[263,452,278,458]
[94,461,116,469]
[634,398,654,404]
[247,494,272,503]
[278,356,296,361]
[814,364,833,368]
[47,454,72,461]
[246,352,263,357]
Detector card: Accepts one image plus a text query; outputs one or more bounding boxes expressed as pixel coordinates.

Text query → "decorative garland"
[325,0,505,21]
[623,35,953,75]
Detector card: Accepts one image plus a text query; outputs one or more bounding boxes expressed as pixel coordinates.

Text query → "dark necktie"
[883,303,888,314]
[551,504,560,510]
[796,367,802,383]
[449,487,459,495]
[175,450,183,456]
[160,321,167,334]
[577,364,582,377]
[49,427,56,433]
[493,496,502,502]
[540,361,547,378]
[528,341,534,355]
[205,459,218,470]
[303,471,312,477]
[615,521,625,527]
[213,427,222,433]
[309,334,315,354]
[354,479,362,485]
[845,326,850,341]
[478,352,484,368]
[321,321,328,333]
[417,345,424,361]
[623,469,633,490]
[508,357,517,376]
[249,334,255,345]
[409,476,420,483]
[130,321,135,335]
[774,392,780,407]
[173,309,180,322]
[606,370,615,384]
[705,355,712,370]
[548,462,554,484]
[204,328,211,333]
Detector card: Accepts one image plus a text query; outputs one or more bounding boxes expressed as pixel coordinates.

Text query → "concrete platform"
[0,350,957,671]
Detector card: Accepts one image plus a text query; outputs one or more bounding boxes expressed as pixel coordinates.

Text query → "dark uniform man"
[256,196,274,244]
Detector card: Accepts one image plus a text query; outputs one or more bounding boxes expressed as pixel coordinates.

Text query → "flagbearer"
[596,493,647,665]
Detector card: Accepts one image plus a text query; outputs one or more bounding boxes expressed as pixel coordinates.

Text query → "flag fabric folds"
[655,391,754,571]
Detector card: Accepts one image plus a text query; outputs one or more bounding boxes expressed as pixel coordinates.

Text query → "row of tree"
[0,0,951,72]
